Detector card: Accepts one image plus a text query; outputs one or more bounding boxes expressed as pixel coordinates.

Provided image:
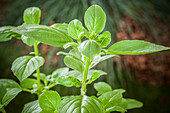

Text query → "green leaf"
[23,7,41,24]
[51,23,68,35]
[20,78,37,89]
[78,40,101,59]
[96,31,111,48]
[90,55,119,68]
[0,79,21,88]
[87,71,104,84]
[64,56,84,73]
[126,98,143,110]
[11,56,44,81]
[0,85,6,102]
[108,40,170,55]
[63,42,78,49]
[65,70,82,81]
[57,76,82,87]
[33,73,46,81]
[11,24,73,47]
[22,100,42,113]
[58,95,104,113]
[94,82,112,96]
[2,88,22,106]
[105,106,126,113]
[21,35,35,46]
[39,91,61,111]
[51,67,69,78]
[84,5,106,33]
[68,19,85,40]
[99,89,125,109]
[0,26,15,42]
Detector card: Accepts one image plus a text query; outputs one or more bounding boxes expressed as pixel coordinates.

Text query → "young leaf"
[87,70,107,80]
[39,91,61,112]
[21,35,35,47]
[51,67,69,78]
[20,78,37,89]
[11,56,44,81]
[126,98,143,110]
[56,76,82,87]
[58,95,104,113]
[22,100,42,113]
[108,40,170,55]
[98,89,125,109]
[64,56,84,73]
[90,54,119,68]
[84,5,106,33]
[0,26,16,42]
[2,88,22,106]
[11,24,73,47]
[94,82,112,96]
[95,31,111,48]
[23,7,41,24]
[78,40,101,59]
[68,19,85,40]
[63,42,78,49]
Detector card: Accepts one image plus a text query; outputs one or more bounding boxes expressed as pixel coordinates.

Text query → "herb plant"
[0,5,170,113]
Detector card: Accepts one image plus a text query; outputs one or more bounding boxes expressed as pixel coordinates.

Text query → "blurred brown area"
[117,16,170,86]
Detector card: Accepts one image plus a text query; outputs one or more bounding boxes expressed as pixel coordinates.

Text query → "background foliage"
[0,0,170,113]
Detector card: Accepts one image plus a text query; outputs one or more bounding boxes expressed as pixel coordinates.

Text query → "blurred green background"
[0,0,170,113]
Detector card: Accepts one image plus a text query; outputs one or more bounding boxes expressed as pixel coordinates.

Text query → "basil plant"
[0,5,170,113]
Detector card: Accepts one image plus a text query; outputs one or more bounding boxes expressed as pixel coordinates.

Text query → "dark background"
[0,0,170,113]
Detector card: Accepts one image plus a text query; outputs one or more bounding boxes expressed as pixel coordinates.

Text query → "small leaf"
[11,56,44,81]
[68,19,85,40]
[64,56,84,73]
[33,73,46,81]
[2,88,22,106]
[78,40,101,59]
[87,72,103,84]
[20,78,37,89]
[57,76,82,87]
[90,54,119,68]
[39,91,61,111]
[63,42,78,49]
[21,35,35,46]
[11,24,73,47]
[51,67,69,78]
[108,40,170,55]
[65,70,82,81]
[94,82,112,96]
[84,5,106,33]
[99,89,125,109]
[22,100,42,113]
[0,26,16,42]
[58,95,103,113]
[126,98,143,110]
[96,31,111,48]
[23,7,41,24]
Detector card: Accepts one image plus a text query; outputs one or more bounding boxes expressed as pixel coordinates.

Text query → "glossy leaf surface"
[20,78,37,89]
[0,26,15,41]
[78,40,101,59]
[126,98,143,110]
[96,31,111,48]
[108,40,170,55]
[84,5,106,33]
[21,35,35,46]
[94,82,112,96]
[11,24,73,47]
[11,56,44,81]
[58,95,103,113]
[23,7,41,24]
[22,100,42,113]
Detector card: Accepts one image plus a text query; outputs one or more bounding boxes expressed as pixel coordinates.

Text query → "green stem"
[34,41,41,97]
[81,57,90,95]
[1,107,6,113]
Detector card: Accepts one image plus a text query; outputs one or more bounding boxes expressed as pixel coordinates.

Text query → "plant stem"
[34,41,41,97]
[81,57,90,95]
[1,107,6,113]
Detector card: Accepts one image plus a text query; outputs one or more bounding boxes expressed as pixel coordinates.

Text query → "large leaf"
[84,5,106,33]
[96,31,111,48]
[94,82,112,96]
[78,40,101,59]
[2,88,22,106]
[64,56,84,73]
[51,23,68,35]
[126,98,143,110]
[99,89,125,110]
[11,24,73,47]
[108,40,170,55]
[0,79,20,88]
[58,95,104,113]
[39,91,61,112]
[22,100,42,113]
[23,7,41,24]
[11,56,44,81]
[0,26,15,41]
[21,35,35,46]
[68,19,85,40]
[20,78,37,89]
